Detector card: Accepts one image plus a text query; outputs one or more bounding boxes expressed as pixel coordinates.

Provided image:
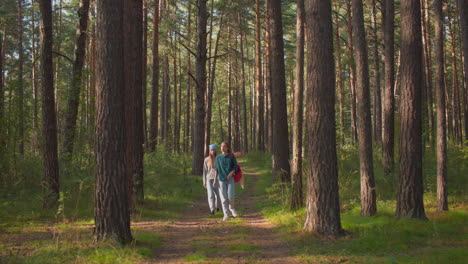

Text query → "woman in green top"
[214,142,238,221]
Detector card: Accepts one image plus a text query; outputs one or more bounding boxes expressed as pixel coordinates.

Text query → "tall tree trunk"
[185,1,192,153]
[124,0,144,202]
[94,0,132,244]
[18,0,24,156]
[239,11,248,153]
[291,0,304,210]
[303,0,343,237]
[264,0,272,152]
[174,44,179,153]
[149,0,160,151]
[352,0,376,217]
[228,28,232,144]
[205,14,223,156]
[31,7,40,153]
[0,29,3,123]
[334,2,345,146]
[396,0,427,220]
[421,0,434,148]
[63,0,90,156]
[269,0,290,182]
[382,0,395,174]
[39,0,60,209]
[459,0,468,142]
[255,0,264,151]
[142,0,148,149]
[434,0,448,212]
[448,15,463,145]
[161,55,170,146]
[371,0,381,145]
[346,1,358,144]
[191,0,207,175]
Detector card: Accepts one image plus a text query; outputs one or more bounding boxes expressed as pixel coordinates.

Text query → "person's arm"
[202,159,207,188]
[227,154,238,180]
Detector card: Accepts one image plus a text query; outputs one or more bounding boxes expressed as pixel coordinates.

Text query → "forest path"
[140,168,302,264]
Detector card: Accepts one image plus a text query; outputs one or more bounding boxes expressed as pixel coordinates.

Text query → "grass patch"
[242,148,468,264]
[227,243,260,252]
[183,253,209,262]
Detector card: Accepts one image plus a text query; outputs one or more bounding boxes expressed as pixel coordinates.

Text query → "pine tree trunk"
[334,2,345,146]
[18,0,24,155]
[191,0,207,175]
[185,2,192,153]
[303,0,343,237]
[352,0,376,217]
[460,0,468,142]
[239,11,249,153]
[264,0,272,152]
[124,0,144,202]
[269,0,290,182]
[31,7,40,153]
[291,0,304,210]
[434,0,448,212]
[371,0,381,146]
[63,0,90,156]
[161,56,170,146]
[396,0,427,220]
[448,16,463,145]
[346,1,358,144]
[205,14,223,156]
[142,0,148,150]
[421,0,434,148]
[39,0,60,209]
[382,0,395,174]
[255,0,264,151]
[94,0,132,244]
[149,0,160,151]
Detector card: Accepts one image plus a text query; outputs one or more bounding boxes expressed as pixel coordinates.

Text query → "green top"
[215,153,238,182]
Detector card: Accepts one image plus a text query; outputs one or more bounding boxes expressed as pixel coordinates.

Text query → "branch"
[207,53,227,60]
[178,40,197,57]
[53,51,73,63]
[188,71,198,88]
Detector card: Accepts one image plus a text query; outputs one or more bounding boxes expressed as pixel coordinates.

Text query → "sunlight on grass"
[183,252,209,262]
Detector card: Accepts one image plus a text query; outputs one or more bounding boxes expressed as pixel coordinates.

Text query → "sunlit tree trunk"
[382,0,395,174]
[434,0,448,212]
[291,0,304,210]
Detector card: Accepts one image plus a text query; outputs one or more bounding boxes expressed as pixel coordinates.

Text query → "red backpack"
[230,153,242,183]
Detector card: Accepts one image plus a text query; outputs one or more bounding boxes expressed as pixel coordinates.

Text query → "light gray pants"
[207,179,220,212]
[218,177,235,217]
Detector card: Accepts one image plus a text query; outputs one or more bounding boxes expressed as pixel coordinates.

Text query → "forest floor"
[139,168,302,264]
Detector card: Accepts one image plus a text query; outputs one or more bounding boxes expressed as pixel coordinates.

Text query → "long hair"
[208,150,216,168]
[221,141,231,153]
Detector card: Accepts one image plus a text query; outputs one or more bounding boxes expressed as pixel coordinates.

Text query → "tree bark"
[421,0,434,147]
[161,55,170,146]
[460,0,468,142]
[205,14,223,156]
[185,1,192,153]
[434,0,448,212]
[352,0,376,217]
[18,0,24,155]
[39,0,60,209]
[31,6,40,153]
[264,0,272,152]
[346,1,358,144]
[191,0,207,175]
[447,15,462,145]
[255,0,264,151]
[371,0,381,145]
[124,0,144,202]
[63,0,90,156]
[142,0,148,149]
[382,0,395,174]
[303,0,343,237]
[334,2,345,146]
[291,0,304,210]
[0,28,3,122]
[396,0,427,220]
[149,0,160,151]
[94,0,132,244]
[239,11,249,153]
[269,0,290,182]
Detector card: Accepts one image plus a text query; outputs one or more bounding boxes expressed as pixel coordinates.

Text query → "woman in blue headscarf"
[203,144,220,214]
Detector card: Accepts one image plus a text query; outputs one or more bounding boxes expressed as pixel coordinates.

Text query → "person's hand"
[212,181,217,188]
[203,183,206,189]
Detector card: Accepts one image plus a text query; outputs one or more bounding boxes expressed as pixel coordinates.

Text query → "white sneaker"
[223,215,229,221]
[231,209,238,218]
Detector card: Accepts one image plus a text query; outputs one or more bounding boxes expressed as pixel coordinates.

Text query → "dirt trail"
[140,169,302,264]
